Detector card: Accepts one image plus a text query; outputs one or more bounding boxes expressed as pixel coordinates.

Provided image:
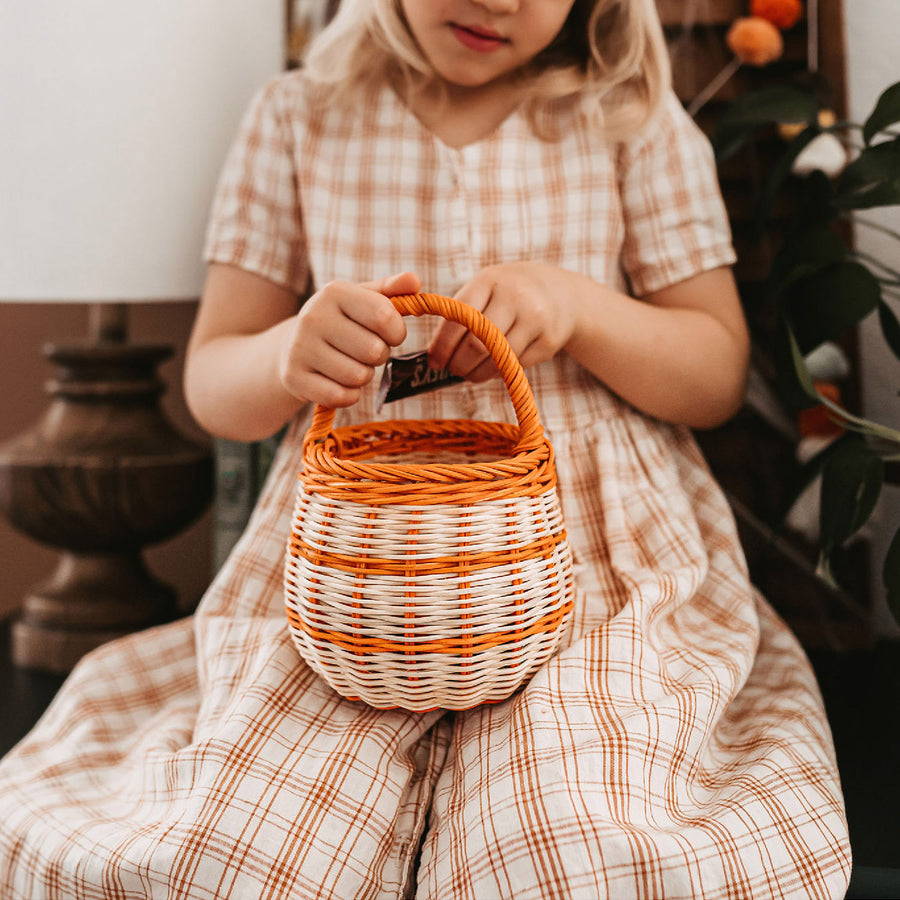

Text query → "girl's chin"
[433,67,516,94]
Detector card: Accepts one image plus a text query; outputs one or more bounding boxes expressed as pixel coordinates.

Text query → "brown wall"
[0,302,213,620]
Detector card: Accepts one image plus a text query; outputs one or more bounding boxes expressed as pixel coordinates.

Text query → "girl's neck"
[399,75,523,149]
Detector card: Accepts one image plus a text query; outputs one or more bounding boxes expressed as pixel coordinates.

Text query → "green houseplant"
[712,80,900,620]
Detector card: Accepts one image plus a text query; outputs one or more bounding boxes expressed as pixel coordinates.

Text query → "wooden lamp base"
[11,551,178,673]
[0,325,213,673]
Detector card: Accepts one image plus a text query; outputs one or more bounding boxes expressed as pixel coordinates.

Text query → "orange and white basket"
[284,293,575,711]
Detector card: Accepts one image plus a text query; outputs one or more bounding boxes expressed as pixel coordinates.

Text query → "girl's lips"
[450,23,507,53]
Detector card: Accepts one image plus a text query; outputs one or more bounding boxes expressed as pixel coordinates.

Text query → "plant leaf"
[769,223,847,295]
[778,432,857,525]
[784,261,881,353]
[836,181,900,211]
[878,299,900,361]
[816,391,900,445]
[755,127,820,228]
[835,138,900,210]
[885,524,900,625]
[713,86,818,160]
[864,81,900,144]
[790,170,838,230]
[819,438,884,550]
[838,137,900,181]
[773,316,820,409]
[717,85,819,128]
[815,550,841,590]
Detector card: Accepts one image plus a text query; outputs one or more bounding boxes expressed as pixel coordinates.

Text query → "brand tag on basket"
[376,350,463,411]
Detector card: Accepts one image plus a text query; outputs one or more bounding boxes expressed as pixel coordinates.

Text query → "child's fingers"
[280,331,375,408]
[445,316,509,378]
[314,281,407,348]
[427,320,469,372]
[343,291,407,348]
[312,341,379,390]
[323,314,396,367]
[296,369,366,409]
[428,278,495,372]
[359,271,422,300]
[466,321,539,382]
[440,292,517,378]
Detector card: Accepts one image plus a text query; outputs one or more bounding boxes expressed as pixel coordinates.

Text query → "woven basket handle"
[307,292,545,453]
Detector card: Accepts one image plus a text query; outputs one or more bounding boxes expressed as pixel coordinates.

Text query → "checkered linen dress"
[0,71,851,899]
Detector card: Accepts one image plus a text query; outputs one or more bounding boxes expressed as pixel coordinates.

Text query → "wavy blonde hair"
[303,0,671,140]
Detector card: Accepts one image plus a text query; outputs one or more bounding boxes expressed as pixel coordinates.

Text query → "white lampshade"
[0,1,285,302]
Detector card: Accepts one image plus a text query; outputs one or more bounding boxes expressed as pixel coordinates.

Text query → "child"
[0,0,852,897]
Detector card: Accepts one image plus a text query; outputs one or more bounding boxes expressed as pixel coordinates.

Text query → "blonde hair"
[303,0,671,141]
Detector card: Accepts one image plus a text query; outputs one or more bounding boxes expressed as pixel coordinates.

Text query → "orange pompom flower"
[726,17,784,66]
[750,0,804,30]
[798,382,845,439]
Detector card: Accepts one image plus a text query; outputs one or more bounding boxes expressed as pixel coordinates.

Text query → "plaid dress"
[0,71,851,899]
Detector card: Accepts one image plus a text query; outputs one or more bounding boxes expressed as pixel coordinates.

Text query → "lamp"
[0,2,285,672]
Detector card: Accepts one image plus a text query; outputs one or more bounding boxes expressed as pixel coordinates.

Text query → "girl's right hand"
[278,271,419,408]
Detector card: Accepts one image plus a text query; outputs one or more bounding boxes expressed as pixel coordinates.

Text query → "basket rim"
[300,424,558,503]
[303,417,551,477]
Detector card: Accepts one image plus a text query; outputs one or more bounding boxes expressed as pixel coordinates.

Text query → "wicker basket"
[284,292,575,711]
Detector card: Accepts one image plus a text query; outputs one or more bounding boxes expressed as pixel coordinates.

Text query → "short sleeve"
[617,92,737,297]
[203,75,309,295]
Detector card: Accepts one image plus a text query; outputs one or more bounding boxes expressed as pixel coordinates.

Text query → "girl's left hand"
[427,262,582,381]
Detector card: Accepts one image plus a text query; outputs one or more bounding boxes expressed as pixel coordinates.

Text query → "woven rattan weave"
[284,293,575,710]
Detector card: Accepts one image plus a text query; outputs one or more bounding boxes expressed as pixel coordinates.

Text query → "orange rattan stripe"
[300,423,557,505]
[298,459,557,504]
[305,293,545,453]
[287,529,569,576]
[285,600,573,655]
